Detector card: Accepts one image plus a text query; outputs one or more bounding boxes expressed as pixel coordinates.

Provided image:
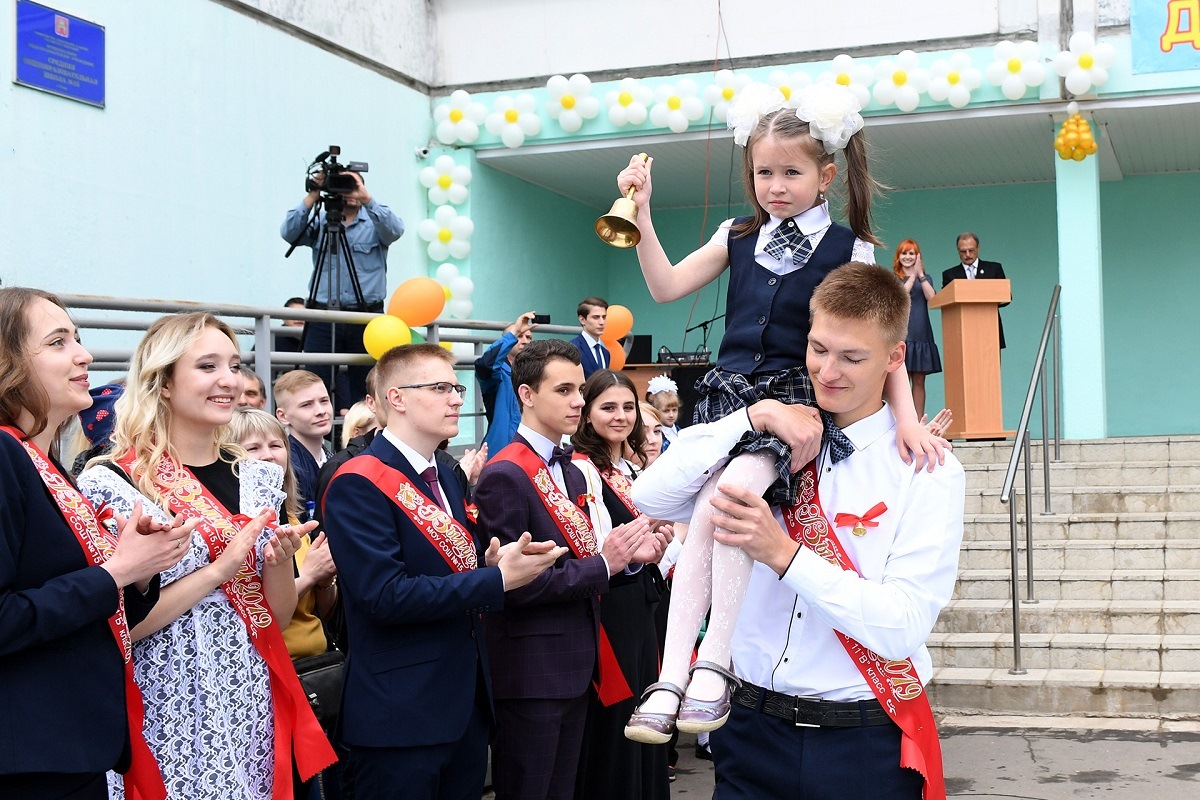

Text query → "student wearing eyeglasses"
[321,343,565,800]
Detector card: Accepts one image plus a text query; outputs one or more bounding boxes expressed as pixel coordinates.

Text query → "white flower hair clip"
[725,82,786,146]
[647,375,679,395]
[794,83,865,154]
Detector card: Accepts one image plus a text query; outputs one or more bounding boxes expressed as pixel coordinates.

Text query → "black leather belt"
[734,683,893,728]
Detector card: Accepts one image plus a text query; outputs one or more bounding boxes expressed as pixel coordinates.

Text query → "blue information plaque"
[14,1,105,107]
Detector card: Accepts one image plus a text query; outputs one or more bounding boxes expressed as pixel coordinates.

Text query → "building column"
[1055,132,1107,439]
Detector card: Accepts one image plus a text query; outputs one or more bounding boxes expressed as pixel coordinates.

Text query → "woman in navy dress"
[0,287,192,800]
[893,239,942,418]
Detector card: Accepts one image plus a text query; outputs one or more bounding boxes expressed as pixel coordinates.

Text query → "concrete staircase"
[928,436,1200,719]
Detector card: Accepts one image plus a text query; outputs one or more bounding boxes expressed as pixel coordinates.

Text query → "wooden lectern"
[929,279,1014,440]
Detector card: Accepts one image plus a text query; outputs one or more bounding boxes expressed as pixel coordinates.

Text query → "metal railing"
[60,294,583,445]
[998,285,1063,674]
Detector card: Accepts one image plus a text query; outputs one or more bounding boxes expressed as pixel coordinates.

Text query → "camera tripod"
[285,192,370,410]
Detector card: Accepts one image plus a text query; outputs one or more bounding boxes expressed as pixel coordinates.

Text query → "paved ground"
[668,717,1200,798]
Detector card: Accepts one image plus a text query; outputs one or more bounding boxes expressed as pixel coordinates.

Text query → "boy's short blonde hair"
[810,262,910,345]
[273,370,326,406]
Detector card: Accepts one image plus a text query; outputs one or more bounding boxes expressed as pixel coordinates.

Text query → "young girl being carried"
[619,82,950,743]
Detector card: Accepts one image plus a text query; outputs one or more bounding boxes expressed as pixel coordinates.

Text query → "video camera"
[306,145,369,196]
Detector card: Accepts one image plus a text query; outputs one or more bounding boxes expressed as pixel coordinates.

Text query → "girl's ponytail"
[842,130,885,247]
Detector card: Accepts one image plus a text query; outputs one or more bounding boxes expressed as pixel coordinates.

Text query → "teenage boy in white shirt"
[633,262,964,800]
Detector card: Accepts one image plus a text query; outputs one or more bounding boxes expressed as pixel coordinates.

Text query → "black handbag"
[293,650,345,728]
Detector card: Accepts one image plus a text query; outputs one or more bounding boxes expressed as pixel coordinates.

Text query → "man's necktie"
[821,412,855,464]
[594,343,607,369]
[966,265,977,279]
[763,218,812,266]
[420,466,448,511]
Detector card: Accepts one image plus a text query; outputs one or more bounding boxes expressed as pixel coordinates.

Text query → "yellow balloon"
[443,285,452,300]
[1054,137,1066,150]
[1086,141,1098,154]
[1057,148,1072,160]
[363,315,412,360]
[1072,149,1087,161]
[1064,132,1079,148]
[439,341,453,351]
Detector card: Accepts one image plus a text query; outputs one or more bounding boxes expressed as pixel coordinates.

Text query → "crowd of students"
[2,80,969,800]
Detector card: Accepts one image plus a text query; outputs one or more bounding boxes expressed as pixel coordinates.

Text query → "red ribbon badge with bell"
[833,502,887,537]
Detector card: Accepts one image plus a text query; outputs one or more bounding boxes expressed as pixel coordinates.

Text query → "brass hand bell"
[595,153,648,248]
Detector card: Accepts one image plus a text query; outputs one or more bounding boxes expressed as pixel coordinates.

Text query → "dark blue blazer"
[322,433,505,749]
[569,334,610,378]
[0,433,157,776]
[475,436,610,701]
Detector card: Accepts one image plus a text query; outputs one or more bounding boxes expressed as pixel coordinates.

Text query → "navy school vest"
[716,218,857,374]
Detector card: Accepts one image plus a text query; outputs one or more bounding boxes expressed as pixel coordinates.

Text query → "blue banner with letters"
[1132,0,1200,73]
[14,1,105,107]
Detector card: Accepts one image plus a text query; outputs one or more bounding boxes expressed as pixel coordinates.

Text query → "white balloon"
[449,275,475,299]
[1065,70,1091,96]
[501,127,524,148]
[1002,74,1026,101]
[449,217,474,239]
[447,184,469,204]
[448,240,471,259]
[436,264,459,284]
[457,121,480,144]
[427,241,450,261]
[447,299,474,319]
[436,121,457,144]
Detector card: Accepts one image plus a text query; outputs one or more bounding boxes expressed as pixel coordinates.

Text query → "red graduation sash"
[114,449,336,798]
[328,455,478,572]
[782,461,945,800]
[493,442,633,706]
[1,427,166,800]
[572,453,640,518]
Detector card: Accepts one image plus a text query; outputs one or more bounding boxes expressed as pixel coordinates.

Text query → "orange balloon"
[605,304,634,340]
[608,344,627,371]
[387,277,446,327]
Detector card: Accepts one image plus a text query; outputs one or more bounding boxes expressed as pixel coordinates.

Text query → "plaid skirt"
[693,366,816,506]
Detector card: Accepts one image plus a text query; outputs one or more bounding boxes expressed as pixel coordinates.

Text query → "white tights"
[639,451,777,714]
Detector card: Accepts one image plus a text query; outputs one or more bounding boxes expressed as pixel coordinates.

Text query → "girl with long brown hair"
[0,287,192,800]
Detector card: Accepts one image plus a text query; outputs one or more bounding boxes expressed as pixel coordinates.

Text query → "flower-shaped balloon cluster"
[546,74,600,133]
[985,40,1047,101]
[605,78,653,127]
[872,50,929,112]
[1053,32,1116,96]
[702,69,751,122]
[418,205,474,261]
[649,79,706,133]
[768,69,812,108]
[928,53,983,108]
[419,156,471,205]
[434,90,487,145]
[485,94,542,148]
[435,263,476,319]
[818,54,873,108]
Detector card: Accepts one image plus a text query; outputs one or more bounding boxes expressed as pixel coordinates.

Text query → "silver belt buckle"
[793,694,822,728]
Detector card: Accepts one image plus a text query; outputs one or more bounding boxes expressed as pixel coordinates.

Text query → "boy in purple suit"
[476,339,668,800]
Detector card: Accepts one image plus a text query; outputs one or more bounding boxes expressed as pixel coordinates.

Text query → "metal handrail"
[59,293,585,445]
[998,284,1062,674]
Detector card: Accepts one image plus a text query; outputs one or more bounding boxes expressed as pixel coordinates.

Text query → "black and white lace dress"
[78,458,285,800]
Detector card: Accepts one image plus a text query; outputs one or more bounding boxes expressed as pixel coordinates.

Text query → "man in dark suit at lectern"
[941,232,1009,349]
